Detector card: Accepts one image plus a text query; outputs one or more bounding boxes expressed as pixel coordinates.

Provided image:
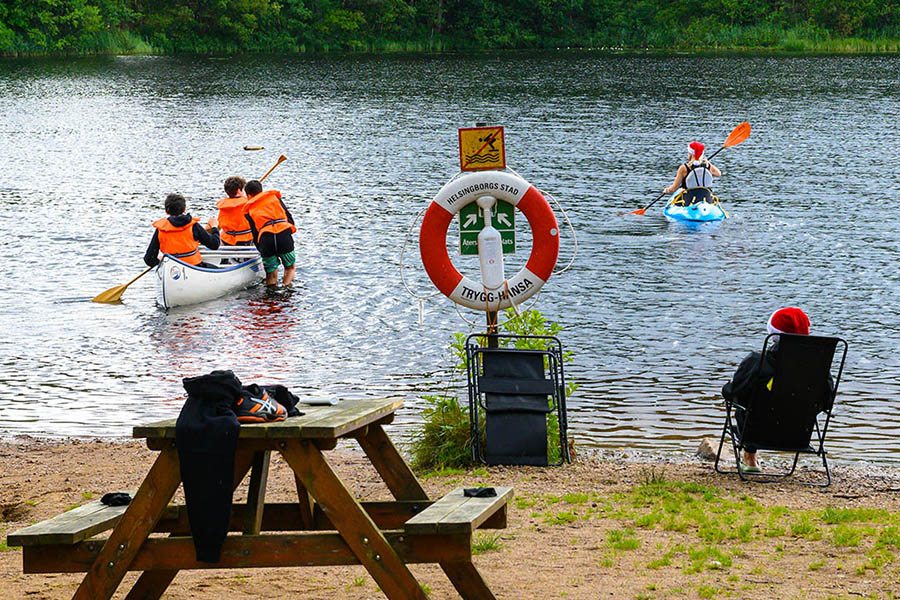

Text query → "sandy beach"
[1,437,899,599]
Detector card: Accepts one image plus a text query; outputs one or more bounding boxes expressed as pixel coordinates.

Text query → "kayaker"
[721,307,833,472]
[663,141,721,205]
[242,180,297,287]
[216,176,254,246]
[144,193,221,268]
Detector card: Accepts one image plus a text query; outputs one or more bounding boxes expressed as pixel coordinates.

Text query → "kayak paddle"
[630,121,751,216]
[92,154,288,303]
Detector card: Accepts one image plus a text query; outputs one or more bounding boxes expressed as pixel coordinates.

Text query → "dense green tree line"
[2,0,899,55]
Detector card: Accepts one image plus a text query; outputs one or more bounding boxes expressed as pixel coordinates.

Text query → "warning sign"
[458,126,506,172]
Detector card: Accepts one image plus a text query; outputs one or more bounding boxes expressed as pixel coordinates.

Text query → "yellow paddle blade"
[92,284,129,303]
[92,266,153,303]
[723,122,751,148]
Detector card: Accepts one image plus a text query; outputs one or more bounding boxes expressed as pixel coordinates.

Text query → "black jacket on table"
[176,370,241,563]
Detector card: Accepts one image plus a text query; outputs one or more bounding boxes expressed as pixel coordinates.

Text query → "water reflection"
[0,53,898,465]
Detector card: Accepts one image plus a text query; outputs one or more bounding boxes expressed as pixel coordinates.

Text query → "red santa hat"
[688,141,705,160]
[767,307,810,336]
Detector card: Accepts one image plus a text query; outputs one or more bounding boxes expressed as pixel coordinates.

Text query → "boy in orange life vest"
[242,179,296,286]
[143,193,221,268]
[216,176,253,246]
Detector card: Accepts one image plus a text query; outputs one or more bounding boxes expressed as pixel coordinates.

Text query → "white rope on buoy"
[543,190,577,276]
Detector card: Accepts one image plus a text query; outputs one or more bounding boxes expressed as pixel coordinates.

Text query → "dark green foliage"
[2,0,900,55]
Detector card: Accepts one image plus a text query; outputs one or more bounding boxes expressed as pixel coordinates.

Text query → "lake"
[0,52,898,465]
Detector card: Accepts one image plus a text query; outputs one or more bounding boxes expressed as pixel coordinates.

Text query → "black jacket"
[722,345,835,413]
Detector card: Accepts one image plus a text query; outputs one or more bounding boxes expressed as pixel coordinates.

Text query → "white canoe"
[156,247,265,309]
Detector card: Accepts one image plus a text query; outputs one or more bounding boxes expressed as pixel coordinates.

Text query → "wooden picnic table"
[8,398,512,599]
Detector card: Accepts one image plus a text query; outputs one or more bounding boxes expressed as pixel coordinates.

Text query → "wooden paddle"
[92,154,288,303]
[259,155,286,182]
[630,122,751,216]
[91,266,154,303]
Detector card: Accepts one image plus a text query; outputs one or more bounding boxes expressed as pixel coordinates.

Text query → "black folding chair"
[466,334,570,466]
[715,333,848,486]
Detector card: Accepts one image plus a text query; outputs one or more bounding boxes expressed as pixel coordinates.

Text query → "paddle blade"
[92,266,153,303]
[723,122,751,148]
[630,208,647,215]
[92,284,128,303]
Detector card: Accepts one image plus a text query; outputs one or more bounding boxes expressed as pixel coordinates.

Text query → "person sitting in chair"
[663,141,721,205]
[721,307,833,472]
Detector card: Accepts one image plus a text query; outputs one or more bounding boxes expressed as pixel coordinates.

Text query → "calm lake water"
[1,53,898,465]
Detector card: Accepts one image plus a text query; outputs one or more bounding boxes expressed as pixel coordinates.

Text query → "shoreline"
[5,46,900,58]
[3,437,899,598]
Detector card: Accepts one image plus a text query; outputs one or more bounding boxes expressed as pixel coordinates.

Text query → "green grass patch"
[876,526,900,549]
[685,546,732,573]
[545,511,578,526]
[562,492,589,505]
[821,506,891,525]
[471,532,503,555]
[697,584,721,599]
[608,528,641,551]
[831,524,863,548]
[808,559,825,571]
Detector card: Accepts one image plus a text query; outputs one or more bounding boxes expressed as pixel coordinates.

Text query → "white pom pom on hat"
[767,307,810,336]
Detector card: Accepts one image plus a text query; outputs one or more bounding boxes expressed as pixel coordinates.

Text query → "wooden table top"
[133,397,403,441]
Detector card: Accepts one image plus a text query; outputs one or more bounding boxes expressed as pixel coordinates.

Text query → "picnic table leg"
[279,439,428,600]
[440,560,498,600]
[293,475,316,529]
[357,423,429,501]
[243,450,270,535]
[122,448,258,600]
[72,448,181,600]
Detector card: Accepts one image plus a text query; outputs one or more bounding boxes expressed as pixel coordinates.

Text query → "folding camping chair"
[466,333,570,466]
[715,333,848,486]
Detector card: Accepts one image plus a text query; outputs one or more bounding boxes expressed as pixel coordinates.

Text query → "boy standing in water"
[242,179,296,287]
[216,176,253,246]
[144,193,220,268]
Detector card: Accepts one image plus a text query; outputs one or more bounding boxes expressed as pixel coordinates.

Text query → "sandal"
[741,463,761,473]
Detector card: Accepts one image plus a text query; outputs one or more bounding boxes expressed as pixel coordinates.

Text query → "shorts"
[262,252,296,273]
[258,229,295,274]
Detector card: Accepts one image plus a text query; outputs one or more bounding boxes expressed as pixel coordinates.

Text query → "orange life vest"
[243,190,296,242]
[153,217,202,265]
[216,196,253,245]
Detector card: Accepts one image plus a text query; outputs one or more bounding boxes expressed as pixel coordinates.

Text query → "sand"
[2,437,899,599]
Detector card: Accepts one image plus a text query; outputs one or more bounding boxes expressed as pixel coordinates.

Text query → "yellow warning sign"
[458,126,506,171]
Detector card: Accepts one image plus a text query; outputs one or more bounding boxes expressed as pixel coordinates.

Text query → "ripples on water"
[0,53,898,464]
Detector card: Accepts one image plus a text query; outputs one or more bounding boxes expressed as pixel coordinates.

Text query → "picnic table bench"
[7,398,512,599]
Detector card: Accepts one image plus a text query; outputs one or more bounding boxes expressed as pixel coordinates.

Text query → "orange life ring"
[419,171,559,311]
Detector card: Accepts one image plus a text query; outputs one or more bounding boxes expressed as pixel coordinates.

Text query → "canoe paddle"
[630,122,751,216]
[92,154,289,303]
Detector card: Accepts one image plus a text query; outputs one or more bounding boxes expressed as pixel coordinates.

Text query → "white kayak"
[156,247,265,309]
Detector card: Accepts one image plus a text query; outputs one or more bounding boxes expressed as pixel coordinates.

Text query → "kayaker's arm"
[193,222,221,250]
[143,230,161,267]
[708,162,722,177]
[663,164,687,195]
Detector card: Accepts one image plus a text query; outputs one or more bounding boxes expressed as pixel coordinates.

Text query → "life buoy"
[419,171,559,311]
